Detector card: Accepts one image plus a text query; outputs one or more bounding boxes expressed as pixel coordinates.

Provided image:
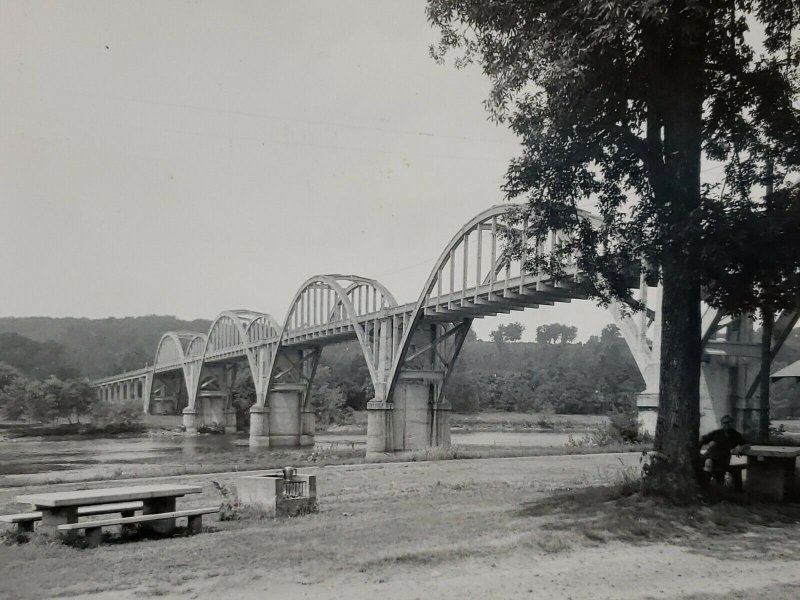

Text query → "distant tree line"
[0,362,140,426]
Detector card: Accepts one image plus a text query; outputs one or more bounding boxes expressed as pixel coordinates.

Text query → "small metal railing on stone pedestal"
[281,466,306,499]
[282,480,307,499]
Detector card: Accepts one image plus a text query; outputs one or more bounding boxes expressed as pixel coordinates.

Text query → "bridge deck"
[97,273,588,385]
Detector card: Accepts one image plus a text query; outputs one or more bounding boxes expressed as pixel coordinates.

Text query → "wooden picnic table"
[16,484,202,535]
[742,445,800,502]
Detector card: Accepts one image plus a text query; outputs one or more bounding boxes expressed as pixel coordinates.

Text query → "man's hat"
[720,415,734,424]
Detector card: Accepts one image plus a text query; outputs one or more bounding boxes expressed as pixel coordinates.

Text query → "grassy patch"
[451,411,609,432]
[518,472,800,555]
[2,422,148,438]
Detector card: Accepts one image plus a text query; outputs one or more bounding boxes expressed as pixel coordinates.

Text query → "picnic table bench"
[0,501,144,533]
[7,484,219,546]
[742,445,800,502]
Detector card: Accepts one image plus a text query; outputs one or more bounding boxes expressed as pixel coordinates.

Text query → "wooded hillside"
[0,316,212,378]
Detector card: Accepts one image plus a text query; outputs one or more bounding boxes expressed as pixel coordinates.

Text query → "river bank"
[0,431,650,487]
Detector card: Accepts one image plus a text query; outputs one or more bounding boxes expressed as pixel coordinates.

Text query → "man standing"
[700,415,748,486]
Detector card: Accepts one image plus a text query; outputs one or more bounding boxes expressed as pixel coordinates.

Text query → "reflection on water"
[0,430,585,476]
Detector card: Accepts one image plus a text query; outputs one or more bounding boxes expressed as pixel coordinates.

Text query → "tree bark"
[759,308,773,443]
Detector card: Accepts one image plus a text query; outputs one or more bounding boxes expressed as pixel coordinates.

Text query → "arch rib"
[385,205,514,399]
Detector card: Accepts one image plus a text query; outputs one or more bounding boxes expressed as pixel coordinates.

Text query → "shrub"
[608,408,641,443]
[91,398,143,427]
[567,408,652,447]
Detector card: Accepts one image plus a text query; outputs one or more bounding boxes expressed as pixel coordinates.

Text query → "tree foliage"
[535,323,578,344]
[447,324,644,414]
[428,0,800,477]
[489,321,526,345]
[0,364,135,426]
[703,184,800,314]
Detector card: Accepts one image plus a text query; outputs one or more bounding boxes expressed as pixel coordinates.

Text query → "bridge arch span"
[148,331,207,414]
[192,310,282,415]
[262,274,398,403]
[362,204,595,453]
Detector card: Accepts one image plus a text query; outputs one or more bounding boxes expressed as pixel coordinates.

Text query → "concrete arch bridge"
[93,205,799,455]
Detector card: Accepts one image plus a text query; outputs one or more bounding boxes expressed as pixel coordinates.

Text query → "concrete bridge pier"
[700,316,761,438]
[249,405,270,448]
[224,408,237,434]
[636,311,765,439]
[197,393,226,428]
[182,407,199,435]
[366,377,451,457]
[268,385,304,447]
[301,408,315,447]
[366,401,394,455]
[248,386,314,449]
[431,400,452,448]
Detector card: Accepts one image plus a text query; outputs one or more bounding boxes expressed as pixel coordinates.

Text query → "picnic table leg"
[84,526,102,548]
[731,467,743,492]
[781,457,797,501]
[187,514,202,534]
[746,457,792,502]
[18,520,35,534]
[142,497,176,534]
[38,507,79,540]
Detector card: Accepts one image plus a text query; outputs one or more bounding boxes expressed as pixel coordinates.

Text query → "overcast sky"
[1,0,615,341]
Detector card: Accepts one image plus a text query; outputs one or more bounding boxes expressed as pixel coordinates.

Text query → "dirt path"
[203,544,800,600]
[65,542,800,600]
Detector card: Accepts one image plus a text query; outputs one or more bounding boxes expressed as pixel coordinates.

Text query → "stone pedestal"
[237,473,317,516]
[224,408,237,434]
[182,407,198,435]
[249,405,270,448]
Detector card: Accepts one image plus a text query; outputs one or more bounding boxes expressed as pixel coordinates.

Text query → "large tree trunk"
[759,308,774,443]
[656,262,702,476]
[650,4,707,480]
